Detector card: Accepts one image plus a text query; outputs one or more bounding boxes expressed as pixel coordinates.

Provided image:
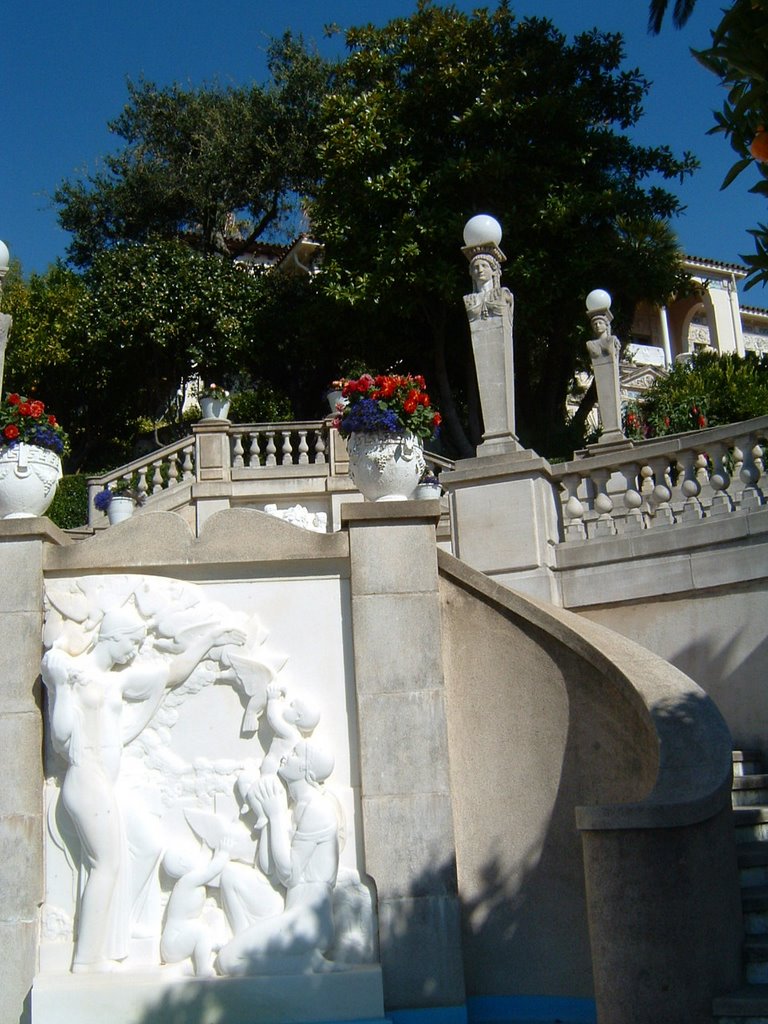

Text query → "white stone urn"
[413,481,442,501]
[106,495,136,525]
[0,443,62,519]
[199,396,231,420]
[347,432,426,501]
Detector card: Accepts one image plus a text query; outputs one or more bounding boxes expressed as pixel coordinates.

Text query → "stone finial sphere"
[463,215,502,248]
[586,289,612,314]
[0,240,9,275]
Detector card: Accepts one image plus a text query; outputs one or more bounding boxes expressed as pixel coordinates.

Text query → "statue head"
[279,740,334,787]
[97,605,146,664]
[286,695,321,735]
[469,254,501,293]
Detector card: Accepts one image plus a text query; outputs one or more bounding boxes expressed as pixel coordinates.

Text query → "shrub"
[624,350,768,439]
[47,474,88,530]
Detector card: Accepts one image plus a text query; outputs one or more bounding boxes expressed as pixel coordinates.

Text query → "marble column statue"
[462,215,521,456]
[585,289,626,446]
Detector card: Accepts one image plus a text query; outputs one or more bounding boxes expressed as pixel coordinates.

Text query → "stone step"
[735,751,765,778]
[744,887,768,935]
[735,778,768,807]
[745,936,768,984]
[735,808,768,844]
[714,984,768,1023]
[739,844,768,888]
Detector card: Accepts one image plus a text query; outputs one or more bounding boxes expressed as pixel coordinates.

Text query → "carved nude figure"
[587,310,620,359]
[217,740,339,976]
[160,837,233,976]
[41,605,245,973]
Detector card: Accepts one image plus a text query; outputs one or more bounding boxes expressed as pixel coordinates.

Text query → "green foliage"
[228,381,294,423]
[55,36,330,267]
[624,350,768,439]
[694,0,768,289]
[307,1,696,454]
[47,474,88,530]
[647,0,698,34]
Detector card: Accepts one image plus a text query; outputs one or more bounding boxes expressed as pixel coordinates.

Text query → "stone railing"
[88,419,453,526]
[228,421,330,469]
[87,436,196,523]
[552,415,768,543]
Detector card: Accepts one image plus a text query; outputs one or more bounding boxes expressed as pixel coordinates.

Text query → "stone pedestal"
[440,451,561,603]
[343,502,465,1010]
[590,353,625,445]
[33,966,384,1024]
[466,308,522,457]
[0,520,69,1024]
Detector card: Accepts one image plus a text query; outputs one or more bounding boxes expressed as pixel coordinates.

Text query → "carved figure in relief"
[41,605,246,973]
[217,740,339,976]
[587,309,620,360]
[160,836,233,976]
[463,254,514,324]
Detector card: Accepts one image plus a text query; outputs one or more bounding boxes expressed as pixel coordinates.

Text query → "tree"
[55,34,330,266]
[308,1,695,455]
[694,0,768,289]
[648,0,698,34]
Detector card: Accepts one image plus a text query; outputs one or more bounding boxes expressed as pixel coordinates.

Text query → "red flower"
[664,416,670,427]
[18,403,32,416]
[29,401,45,417]
[6,394,20,406]
[48,415,57,426]
[3,424,19,440]
[432,412,442,427]
[403,398,417,414]
[698,414,707,428]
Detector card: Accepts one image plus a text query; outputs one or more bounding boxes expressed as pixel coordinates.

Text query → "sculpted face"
[470,258,494,289]
[591,314,610,336]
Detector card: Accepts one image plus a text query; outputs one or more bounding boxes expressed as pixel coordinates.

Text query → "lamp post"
[584,289,627,447]
[0,239,10,398]
[461,215,521,456]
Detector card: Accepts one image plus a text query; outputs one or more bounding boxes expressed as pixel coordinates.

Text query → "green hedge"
[47,474,89,530]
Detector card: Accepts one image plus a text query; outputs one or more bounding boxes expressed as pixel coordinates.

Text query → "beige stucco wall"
[439,570,658,998]
[578,579,768,755]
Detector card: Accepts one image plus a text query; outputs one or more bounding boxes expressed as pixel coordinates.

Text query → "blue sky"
[2,0,765,300]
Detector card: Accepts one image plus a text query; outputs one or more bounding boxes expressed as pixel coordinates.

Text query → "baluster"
[314,430,327,464]
[587,469,616,538]
[732,444,745,507]
[232,431,245,470]
[646,456,674,527]
[678,449,704,522]
[616,463,644,534]
[248,431,262,468]
[181,445,194,481]
[281,431,293,465]
[297,430,309,465]
[708,442,733,515]
[560,473,586,541]
[265,432,277,467]
[166,452,179,487]
[740,439,765,512]
[137,467,149,502]
[151,461,163,494]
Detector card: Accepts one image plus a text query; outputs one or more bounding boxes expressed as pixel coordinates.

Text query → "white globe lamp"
[463,215,503,249]
[586,289,612,314]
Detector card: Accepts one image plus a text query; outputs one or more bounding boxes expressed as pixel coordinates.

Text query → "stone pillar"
[343,501,465,1010]
[585,291,626,448]
[192,420,233,533]
[441,452,562,604]
[0,520,67,1024]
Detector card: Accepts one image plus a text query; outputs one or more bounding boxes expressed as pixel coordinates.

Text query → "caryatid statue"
[585,289,627,446]
[462,215,521,456]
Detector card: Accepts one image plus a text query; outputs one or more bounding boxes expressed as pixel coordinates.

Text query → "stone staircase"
[714,751,768,1023]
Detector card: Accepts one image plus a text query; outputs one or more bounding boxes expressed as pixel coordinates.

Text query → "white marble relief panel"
[40,573,374,979]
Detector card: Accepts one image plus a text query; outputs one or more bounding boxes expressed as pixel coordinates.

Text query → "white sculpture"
[41,603,246,972]
[217,740,340,976]
[40,573,374,982]
[585,289,627,446]
[264,503,328,533]
[462,217,521,455]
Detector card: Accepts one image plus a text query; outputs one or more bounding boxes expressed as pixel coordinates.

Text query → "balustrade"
[228,423,328,468]
[552,415,768,544]
[87,437,196,524]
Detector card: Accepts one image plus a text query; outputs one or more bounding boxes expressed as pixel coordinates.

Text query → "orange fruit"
[750,128,768,162]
